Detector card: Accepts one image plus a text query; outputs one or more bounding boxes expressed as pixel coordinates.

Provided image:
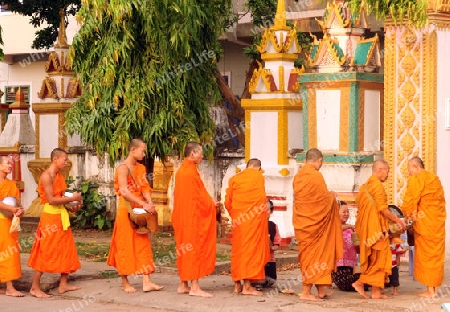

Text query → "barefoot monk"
[293,148,343,301]
[172,142,218,297]
[401,156,446,298]
[352,160,405,299]
[0,156,25,297]
[107,139,164,293]
[28,148,83,298]
[225,158,270,296]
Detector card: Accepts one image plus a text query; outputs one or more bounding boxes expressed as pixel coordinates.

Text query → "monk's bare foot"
[122,285,137,293]
[177,285,191,294]
[0,289,5,294]
[317,286,333,299]
[143,282,164,292]
[298,293,323,301]
[417,291,437,298]
[58,284,81,294]
[189,289,213,298]
[372,293,391,299]
[234,282,242,294]
[352,282,369,299]
[6,289,25,297]
[242,286,263,296]
[30,289,52,298]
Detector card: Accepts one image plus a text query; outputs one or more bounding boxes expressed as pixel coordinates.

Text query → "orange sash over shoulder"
[107,163,155,275]
[172,159,216,281]
[401,170,446,287]
[0,179,21,282]
[225,168,270,282]
[293,164,343,285]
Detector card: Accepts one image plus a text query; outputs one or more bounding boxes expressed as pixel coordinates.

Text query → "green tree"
[2,0,80,49]
[66,0,233,163]
[346,0,428,27]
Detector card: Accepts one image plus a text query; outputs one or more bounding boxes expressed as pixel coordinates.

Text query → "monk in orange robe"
[0,156,25,297]
[352,160,405,299]
[401,156,446,298]
[172,142,217,297]
[293,148,343,301]
[27,148,83,298]
[107,139,163,293]
[224,158,270,296]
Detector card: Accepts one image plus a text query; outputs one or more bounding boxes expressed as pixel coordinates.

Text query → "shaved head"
[409,156,424,169]
[372,160,389,173]
[246,158,261,168]
[50,148,67,160]
[129,138,145,150]
[184,142,202,157]
[372,159,389,182]
[407,156,425,176]
[306,148,323,162]
[305,148,323,170]
[0,155,11,163]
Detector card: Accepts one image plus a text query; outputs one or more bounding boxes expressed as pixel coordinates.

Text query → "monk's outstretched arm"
[381,208,406,232]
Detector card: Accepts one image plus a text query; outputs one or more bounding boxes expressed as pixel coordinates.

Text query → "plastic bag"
[9,215,21,233]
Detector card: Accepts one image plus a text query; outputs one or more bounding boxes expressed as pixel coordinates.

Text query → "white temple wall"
[19,151,38,210]
[39,114,59,158]
[363,90,381,151]
[249,111,278,166]
[288,111,303,150]
[316,89,340,151]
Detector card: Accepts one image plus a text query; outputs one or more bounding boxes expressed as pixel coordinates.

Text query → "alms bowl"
[1,196,19,217]
[64,192,78,209]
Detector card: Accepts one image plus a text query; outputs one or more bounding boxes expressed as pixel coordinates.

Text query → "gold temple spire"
[54,8,69,49]
[273,0,290,30]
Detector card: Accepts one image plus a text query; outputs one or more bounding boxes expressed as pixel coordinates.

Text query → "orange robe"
[401,170,446,287]
[172,159,216,281]
[355,175,391,288]
[107,163,155,275]
[0,179,21,282]
[27,171,81,273]
[224,168,270,282]
[293,164,343,285]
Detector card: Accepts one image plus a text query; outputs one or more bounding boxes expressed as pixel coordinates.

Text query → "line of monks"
[294,148,446,301]
[0,142,446,302]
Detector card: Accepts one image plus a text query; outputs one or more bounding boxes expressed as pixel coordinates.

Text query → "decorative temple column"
[152,159,174,229]
[383,1,450,207]
[297,0,384,206]
[241,0,304,239]
[26,9,78,216]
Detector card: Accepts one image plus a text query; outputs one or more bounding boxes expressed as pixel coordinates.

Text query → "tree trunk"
[241,59,259,100]
[215,70,245,147]
[214,59,259,149]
